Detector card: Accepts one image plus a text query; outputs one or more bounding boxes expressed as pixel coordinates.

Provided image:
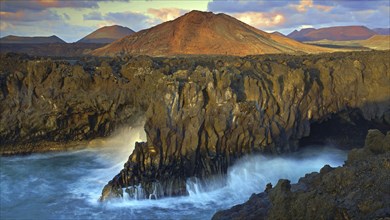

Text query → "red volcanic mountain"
[288,26,377,41]
[92,11,329,56]
[0,35,66,44]
[77,25,135,44]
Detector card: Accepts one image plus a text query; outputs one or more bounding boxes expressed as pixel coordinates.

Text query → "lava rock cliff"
[0,51,389,200]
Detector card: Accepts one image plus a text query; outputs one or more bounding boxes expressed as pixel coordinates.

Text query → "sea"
[0,125,347,219]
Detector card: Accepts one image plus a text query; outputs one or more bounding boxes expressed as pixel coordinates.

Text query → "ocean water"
[0,126,347,219]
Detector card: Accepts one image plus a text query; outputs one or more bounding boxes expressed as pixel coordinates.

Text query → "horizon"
[1,0,389,43]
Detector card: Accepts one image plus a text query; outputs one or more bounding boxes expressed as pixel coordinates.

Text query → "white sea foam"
[0,121,347,219]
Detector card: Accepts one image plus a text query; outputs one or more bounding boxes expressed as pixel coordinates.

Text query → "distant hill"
[288,28,316,41]
[0,35,66,44]
[92,10,329,56]
[288,26,377,41]
[372,28,390,35]
[77,25,135,43]
[306,35,390,51]
[360,35,390,50]
[271,31,286,37]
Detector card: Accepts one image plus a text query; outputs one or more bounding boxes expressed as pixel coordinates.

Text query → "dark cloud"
[0,10,63,22]
[0,0,100,13]
[83,12,103,20]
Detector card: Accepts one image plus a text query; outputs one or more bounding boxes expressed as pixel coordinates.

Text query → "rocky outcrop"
[212,129,390,219]
[99,50,390,200]
[0,53,163,154]
[0,51,389,201]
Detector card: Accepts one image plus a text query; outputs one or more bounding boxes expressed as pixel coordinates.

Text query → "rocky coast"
[0,51,389,203]
[213,129,390,219]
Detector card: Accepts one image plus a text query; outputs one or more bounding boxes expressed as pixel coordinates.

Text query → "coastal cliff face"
[212,129,390,220]
[0,54,161,153]
[0,51,389,200]
[101,51,389,200]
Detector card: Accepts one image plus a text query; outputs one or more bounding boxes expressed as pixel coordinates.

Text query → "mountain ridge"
[288,26,378,41]
[0,35,66,44]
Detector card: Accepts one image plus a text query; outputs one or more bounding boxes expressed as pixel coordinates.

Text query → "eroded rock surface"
[0,53,162,154]
[99,51,390,200]
[212,129,390,220]
[0,51,389,201]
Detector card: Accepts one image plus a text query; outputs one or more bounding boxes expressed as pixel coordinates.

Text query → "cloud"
[295,0,314,12]
[0,0,100,13]
[293,0,334,13]
[0,21,14,31]
[83,12,103,20]
[327,0,388,10]
[0,10,62,22]
[232,12,285,28]
[147,8,188,22]
[207,0,389,33]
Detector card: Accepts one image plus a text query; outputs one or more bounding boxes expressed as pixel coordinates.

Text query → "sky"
[0,0,389,42]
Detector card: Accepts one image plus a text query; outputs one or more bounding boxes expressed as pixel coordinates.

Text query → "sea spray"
[1,127,347,220]
[114,145,346,204]
[182,146,346,205]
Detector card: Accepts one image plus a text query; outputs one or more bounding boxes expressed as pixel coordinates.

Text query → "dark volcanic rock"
[99,51,390,200]
[0,53,161,154]
[0,51,389,201]
[213,129,390,220]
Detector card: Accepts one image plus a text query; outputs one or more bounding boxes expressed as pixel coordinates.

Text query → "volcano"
[92,11,329,56]
[77,25,135,44]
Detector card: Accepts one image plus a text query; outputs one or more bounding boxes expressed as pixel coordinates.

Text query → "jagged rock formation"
[212,129,390,220]
[0,53,162,154]
[0,51,389,200]
[99,50,389,200]
[91,10,329,56]
[77,25,135,44]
